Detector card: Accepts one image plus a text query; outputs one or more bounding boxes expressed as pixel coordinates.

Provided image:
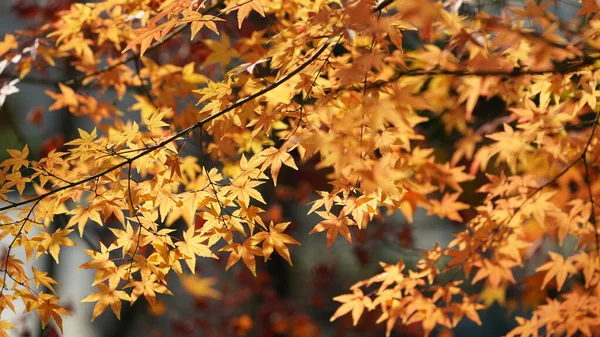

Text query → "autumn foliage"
[1,0,600,336]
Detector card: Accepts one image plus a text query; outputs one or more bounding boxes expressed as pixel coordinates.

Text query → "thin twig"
[133,56,158,109]
[125,162,144,280]
[0,37,335,215]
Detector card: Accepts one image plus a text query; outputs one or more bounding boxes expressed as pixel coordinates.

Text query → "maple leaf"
[175,191,211,227]
[45,83,79,111]
[3,145,29,172]
[260,147,298,186]
[36,293,71,333]
[535,252,577,291]
[126,269,172,306]
[64,127,98,147]
[143,109,170,133]
[330,287,373,326]
[110,222,150,257]
[225,0,265,29]
[471,259,517,288]
[81,283,131,321]
[478,284,506,307]
[577,0,599,20]
[220,237,263,276]
[36,228,77,263]
[0,34,17,57]
[457,76,482,120]
[0,79,19,108]
[454,296,484,327]
[32,266,60,293]
[486,123,535,174]
[505,316,541,337]
[307,191,342,215]
[176,227,217,272]
[184,11,222,39]
[251,221,301,266]
[233,200,265,233]
[67,205,103,236]
[203,33,239,69]
[122,16,182,57]
[0,320,14,337]
[427,193,469,222]
[235,58,269,77]
[180,274,222,299]
[310,212,356,248]
[222,177,266,205]
[79,243,120,287]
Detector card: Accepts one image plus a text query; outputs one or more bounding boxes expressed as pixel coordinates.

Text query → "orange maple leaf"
[577,0,599,20]
[260,147,298,186]
[535,252,577,291]
[176,227,217,272]
[81,283,131,321]
[310,212,356,248]
[45,83,79,110]
[330,287,373,326]
[220,237,263,276]
[252,221,300,266]
[224,0,265,29]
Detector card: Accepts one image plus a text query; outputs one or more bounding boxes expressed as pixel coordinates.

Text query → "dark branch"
[0,36,336,213]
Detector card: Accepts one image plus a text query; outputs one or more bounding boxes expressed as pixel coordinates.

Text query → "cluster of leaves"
[1,0,600,336]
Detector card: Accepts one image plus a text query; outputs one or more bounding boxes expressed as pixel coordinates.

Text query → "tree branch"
[0,37,336,213]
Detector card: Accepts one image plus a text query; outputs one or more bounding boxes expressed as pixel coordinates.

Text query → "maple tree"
[1,0,600,336]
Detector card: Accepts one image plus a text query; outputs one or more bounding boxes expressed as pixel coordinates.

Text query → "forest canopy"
[1,0,600,336]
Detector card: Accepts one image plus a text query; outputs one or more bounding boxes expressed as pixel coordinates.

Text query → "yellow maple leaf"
[45,83,79,111]
[36,293,71,333]
[427,193,469,222]
[478,284,506,307]
[32,266,60,293]
[81,283,131,321]
[0,320,15,337]
[457,76,482,120]
[251,221,300,266]
[176,227,217,272]
[79,243,120,288]
[535,252,577,291]
[110,222,149,257]
[36,228,77,263]
[223,0,265,29]
[184,11,222,39]
[260,147,298,186]
[3,145,29,172]
[0,34,17,57]
[203,33,239,69]
[222,177,266,205]
[67,205,103,236]
[126,270,172,306]
[220,237,263,276]
[180,274,222,299]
